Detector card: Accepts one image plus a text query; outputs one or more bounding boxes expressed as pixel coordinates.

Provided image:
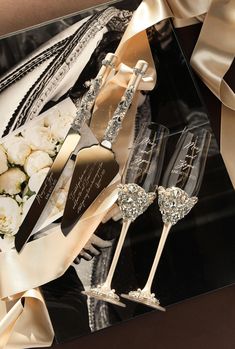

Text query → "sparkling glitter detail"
[85,284,120,301]
[102,58,115,68]
[72,52,116,130]
[72,75,103,131]
[158,186,198,225]
[133,67,145,76]
[121,289,165,311]
[117,184,156,222]
[128,289,160,305]
[103,85,135,144]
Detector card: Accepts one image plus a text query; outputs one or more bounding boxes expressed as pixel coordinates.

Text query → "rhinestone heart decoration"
[117,183,156,222]
[158,186,198,225]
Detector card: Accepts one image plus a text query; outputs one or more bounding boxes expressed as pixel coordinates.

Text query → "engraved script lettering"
[128,136,158,179]
[69,161,107,216]
[171,137,201,183]
[36,172,58,205]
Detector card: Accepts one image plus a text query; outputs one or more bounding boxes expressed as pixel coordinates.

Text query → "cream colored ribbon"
[190,0,235,186]
[0,289,54,349]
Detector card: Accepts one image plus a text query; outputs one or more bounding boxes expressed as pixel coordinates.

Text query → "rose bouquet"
[0,102,75,250]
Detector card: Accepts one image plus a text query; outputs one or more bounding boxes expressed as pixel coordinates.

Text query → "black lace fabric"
[0,4,134,137]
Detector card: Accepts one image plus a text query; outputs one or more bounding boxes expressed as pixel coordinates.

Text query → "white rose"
[0,168,27,195]
[23,125,57,155]
[51,189,67,211]
[3,135,31,165]
[28,167,50,193]
[0,197,21,236]
[0,145,8,174]
[45,110,73,140]
[24,151,53,176]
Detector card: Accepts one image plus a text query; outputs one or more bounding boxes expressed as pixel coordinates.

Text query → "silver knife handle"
[72,52,117,131]
[101,60,148,148]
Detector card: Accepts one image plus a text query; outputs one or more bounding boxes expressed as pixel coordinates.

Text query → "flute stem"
[103,220,131,289]
[142,223,171,293]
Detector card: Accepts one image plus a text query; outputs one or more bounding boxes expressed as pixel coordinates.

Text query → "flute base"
[121,289,165,311]
[82,285,126,308]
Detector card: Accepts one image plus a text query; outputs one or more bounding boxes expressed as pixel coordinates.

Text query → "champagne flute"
[83,122,169,307]
[122,128,211,311]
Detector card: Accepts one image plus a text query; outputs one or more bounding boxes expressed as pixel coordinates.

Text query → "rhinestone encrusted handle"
[101,60,148,148]
[72,52,117,131]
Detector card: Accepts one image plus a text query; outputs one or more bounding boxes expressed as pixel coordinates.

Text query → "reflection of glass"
[122,128,211,311]
[83,122,169,307]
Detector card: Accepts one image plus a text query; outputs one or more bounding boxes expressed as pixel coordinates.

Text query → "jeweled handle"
[101,60,148,149]
[72,52,117,131]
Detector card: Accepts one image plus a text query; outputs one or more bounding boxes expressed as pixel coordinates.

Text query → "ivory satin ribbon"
[0,289,54,348]
[2,0,235,347]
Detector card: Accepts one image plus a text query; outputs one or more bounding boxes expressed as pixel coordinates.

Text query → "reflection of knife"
[61,60,148,236]
[15,53,117,253]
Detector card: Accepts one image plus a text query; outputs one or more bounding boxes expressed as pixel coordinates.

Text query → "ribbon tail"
[0,300,23,348]
[0,288,54,349]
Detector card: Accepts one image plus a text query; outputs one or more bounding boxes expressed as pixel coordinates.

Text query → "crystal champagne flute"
[83,122,169,307]
[122,128,211,311]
